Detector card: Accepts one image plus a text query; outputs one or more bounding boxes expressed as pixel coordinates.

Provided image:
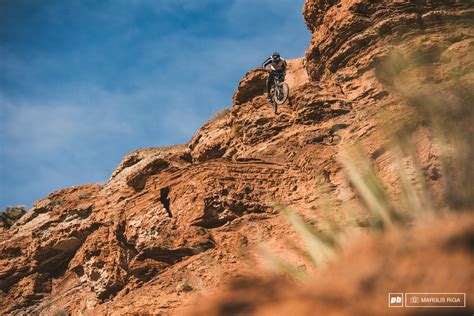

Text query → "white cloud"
[2,86,137,153]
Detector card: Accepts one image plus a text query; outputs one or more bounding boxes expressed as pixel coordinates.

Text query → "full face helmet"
[272,52,281,63]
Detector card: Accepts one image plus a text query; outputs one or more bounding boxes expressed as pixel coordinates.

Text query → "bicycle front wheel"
[274,82,289,105]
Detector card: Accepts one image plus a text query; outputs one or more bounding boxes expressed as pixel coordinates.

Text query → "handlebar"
[262,67,285,74]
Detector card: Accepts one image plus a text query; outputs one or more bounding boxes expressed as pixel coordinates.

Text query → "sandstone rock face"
[1,1,473,315]
[303,0,474,82]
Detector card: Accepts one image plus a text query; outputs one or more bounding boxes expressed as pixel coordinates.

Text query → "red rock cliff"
[1,1,473,315]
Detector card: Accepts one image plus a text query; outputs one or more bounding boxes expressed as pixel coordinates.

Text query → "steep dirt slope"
[0,1,473,315]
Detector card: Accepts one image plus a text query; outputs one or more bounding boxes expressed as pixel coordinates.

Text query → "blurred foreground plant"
[262,46,473,279]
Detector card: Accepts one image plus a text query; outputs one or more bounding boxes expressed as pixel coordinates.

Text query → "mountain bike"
[266,70,289,114]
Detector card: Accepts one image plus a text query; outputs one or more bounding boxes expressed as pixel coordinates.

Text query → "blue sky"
[0,0,310,209]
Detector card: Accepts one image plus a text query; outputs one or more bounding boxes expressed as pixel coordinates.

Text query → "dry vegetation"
[264,50,473,279]
[0,206,26,229]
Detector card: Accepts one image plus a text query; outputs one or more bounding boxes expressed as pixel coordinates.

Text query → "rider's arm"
[262,57,272,69]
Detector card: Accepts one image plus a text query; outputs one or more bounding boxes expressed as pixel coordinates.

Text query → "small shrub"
[231,122,242,137]
[52,309,71,316]
[176,281,193,292]
[0,206,26,228]
[78,192,92,200]
[209,108,231,124]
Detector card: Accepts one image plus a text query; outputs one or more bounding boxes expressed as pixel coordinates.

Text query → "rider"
[262,52,287,102]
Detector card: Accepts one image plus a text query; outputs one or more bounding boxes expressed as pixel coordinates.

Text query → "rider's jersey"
[262,57,287,72]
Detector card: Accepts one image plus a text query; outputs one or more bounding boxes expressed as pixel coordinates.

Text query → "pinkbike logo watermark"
[389,293,466,308]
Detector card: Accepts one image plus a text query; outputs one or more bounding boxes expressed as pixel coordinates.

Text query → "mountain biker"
[262,52,287,102]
